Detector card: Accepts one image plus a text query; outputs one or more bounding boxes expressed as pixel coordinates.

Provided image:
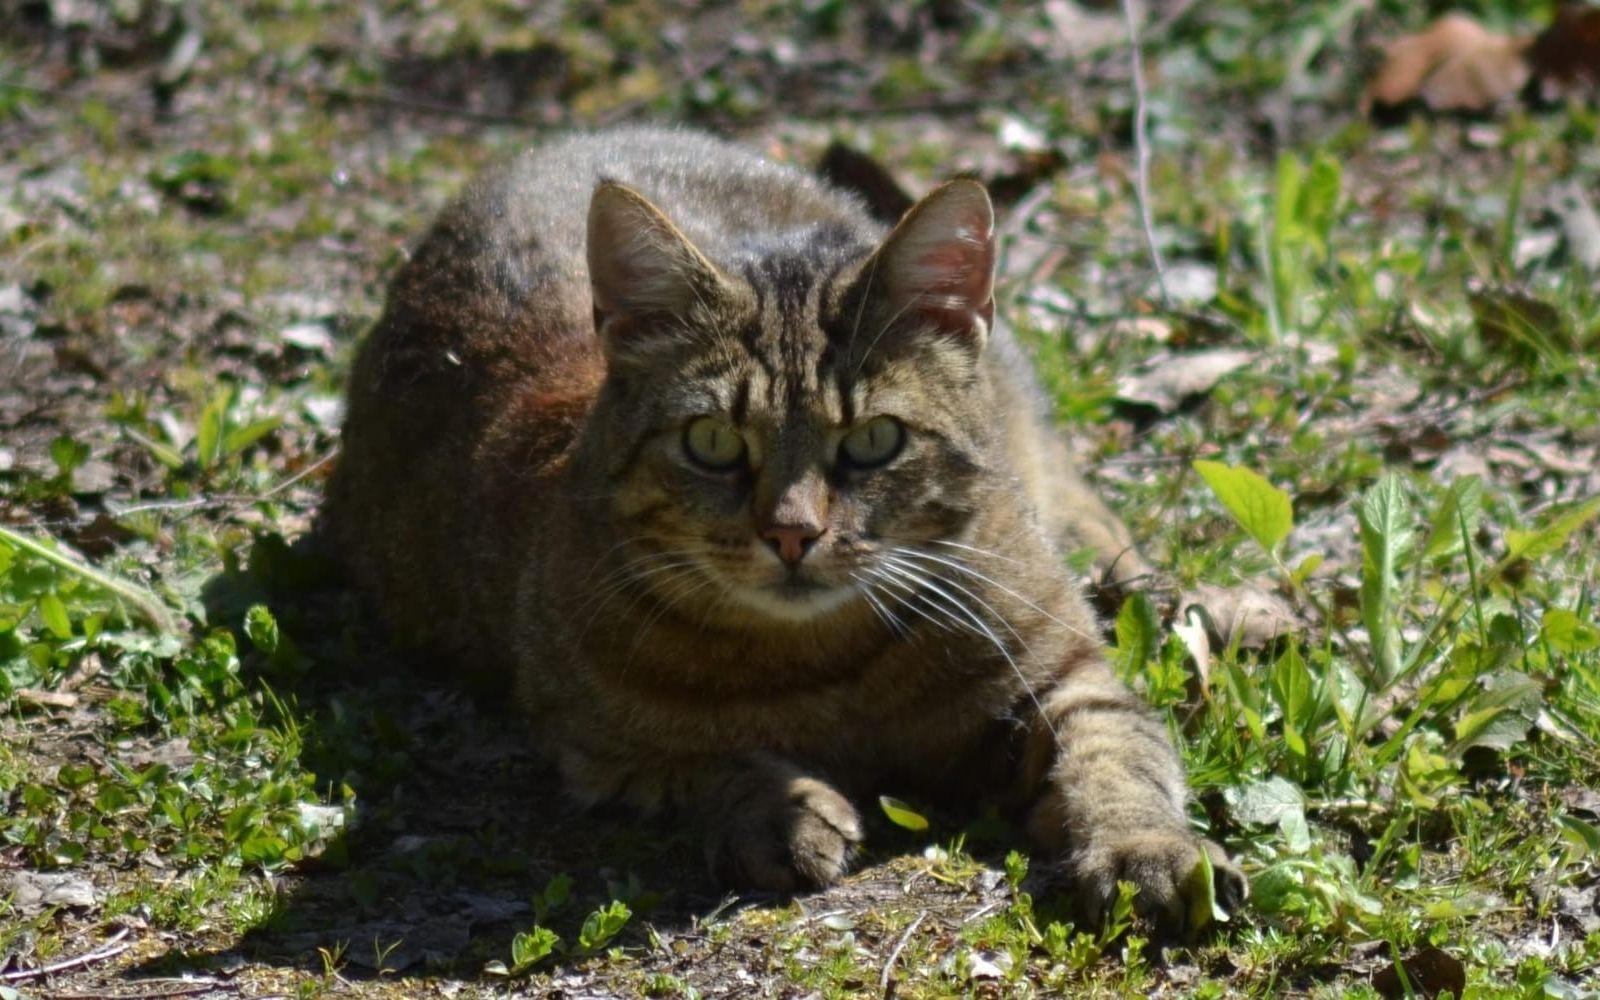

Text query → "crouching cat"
[324,127,1244,932]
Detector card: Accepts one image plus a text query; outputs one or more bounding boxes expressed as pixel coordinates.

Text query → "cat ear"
[587,182,728,355]
[863,179,996,346]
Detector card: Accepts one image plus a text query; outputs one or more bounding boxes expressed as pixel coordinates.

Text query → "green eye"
[840,416,905,469]
[684,417,746,470]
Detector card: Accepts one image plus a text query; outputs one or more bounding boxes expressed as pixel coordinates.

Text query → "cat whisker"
[862,566,961,635]
[850,572,909,637]
[850,291,922,377]
[927,538,1026,566]
[878,554,1068,756]
[880,554,1027,653]
[626,569,719,662]
[893,547,1096,644]
[574,554,709,643]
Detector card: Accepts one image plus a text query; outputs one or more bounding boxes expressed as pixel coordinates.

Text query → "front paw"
[1070,832,1246,937]
[706,775,862,892]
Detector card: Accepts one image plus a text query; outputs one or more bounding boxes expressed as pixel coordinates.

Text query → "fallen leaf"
[1372,946,1466,999]
[4,871,99,913]
[1363,15,1532,114]
[1114,348,1254,415]
[1181,583,1298,650]
[1558,884,1600,934]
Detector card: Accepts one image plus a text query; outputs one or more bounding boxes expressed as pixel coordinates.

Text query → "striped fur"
[325,128,1243,931]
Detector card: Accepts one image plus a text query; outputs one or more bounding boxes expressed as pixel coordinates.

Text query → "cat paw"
[706,775,862,892]
[1070,832,1246,938]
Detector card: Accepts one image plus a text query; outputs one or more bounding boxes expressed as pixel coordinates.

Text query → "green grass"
[3,0,1599,996]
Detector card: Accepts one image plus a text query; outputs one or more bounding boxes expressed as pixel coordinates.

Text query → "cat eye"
[684,416,747,470]
[840,416,905,469]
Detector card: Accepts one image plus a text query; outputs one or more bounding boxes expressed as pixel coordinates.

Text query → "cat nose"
[760,523,823,566]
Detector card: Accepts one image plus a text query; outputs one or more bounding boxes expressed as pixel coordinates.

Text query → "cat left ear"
[862,179,996,347]
[587,181,729,360]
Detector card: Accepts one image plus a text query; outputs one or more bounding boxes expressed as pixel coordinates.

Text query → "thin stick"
[1118,0,1169,307]
[878,911,927,997]
[0,525,177,635]
[0,927,131,982]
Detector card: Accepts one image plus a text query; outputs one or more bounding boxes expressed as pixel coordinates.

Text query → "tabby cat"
[325,127,1244,931]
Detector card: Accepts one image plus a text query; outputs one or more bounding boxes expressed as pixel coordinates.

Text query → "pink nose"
[760,524,823,566]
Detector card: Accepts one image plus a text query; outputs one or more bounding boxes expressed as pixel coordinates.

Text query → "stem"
[0,524,178,635]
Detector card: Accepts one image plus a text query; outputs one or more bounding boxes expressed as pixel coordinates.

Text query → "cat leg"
[557,747,861,892]
[1021,660,1246,935]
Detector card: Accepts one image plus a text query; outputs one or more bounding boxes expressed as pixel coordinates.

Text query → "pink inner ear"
[903,223,995,320]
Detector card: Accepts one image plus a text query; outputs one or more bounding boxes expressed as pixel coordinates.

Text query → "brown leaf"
[1529,3,1600,98]
[1113,348,1255,415]
[1372,947,1467,999]
[1180,583,1298,651]
[1363,15,1532,114]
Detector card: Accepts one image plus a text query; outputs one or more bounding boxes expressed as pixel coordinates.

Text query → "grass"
[3,0,1599,996]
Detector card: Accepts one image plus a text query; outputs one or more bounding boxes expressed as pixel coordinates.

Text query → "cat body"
[327,128,1239,926]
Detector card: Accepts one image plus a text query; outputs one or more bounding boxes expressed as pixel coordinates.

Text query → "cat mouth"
[721,574,860,622]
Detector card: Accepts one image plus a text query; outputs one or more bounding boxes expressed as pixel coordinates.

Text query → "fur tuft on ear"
[866,179,996,345]
[587,182,727,357]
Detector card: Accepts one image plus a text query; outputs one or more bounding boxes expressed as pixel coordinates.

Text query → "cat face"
[583,181,997,625]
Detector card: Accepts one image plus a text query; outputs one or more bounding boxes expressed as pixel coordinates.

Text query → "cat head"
[583,178,999,625]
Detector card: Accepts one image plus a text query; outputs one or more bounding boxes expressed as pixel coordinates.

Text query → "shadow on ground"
[130,533,731,981]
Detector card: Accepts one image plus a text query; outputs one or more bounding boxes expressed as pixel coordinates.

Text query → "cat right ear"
[587,182,728,361]
[856,179,996,350]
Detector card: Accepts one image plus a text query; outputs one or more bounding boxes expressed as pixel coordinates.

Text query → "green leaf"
[1541,609,1600,654]
[879,795,930,832]
[1300,155,1343,249]
[38,592,72,639]
[223,415,282,457]
[50,435,89,478]
[1451,672,1542,753]
[1113,592,1160,678]
[1193,461,1294,555]
[1290,553,1323,586]
[1422,475,1483,561]
[1504,496,1600,563]
[1357,474,1413,683]
[1559,815,1600,857]
[243,604,279,655]
[1269,643,1314,758]
[510,926,560,971]
[1183,847,1229,932]
[195,387,232,469]
[1224,776,1304,827]
[577,900,631,952]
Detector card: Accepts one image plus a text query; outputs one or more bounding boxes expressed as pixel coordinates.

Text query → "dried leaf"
[1181,583,1298,650]
[1115,349,1254,415]
[1372,946,1466,999]
[1363,15,1532,114]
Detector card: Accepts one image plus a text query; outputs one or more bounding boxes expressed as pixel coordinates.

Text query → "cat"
[324,127,1244,932]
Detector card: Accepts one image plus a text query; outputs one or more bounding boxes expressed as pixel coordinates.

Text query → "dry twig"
[1118,0,1169,306]
[1,927,132,983]
[879,911,927,997]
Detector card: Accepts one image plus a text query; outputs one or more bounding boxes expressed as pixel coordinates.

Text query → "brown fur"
[325,128,1242,931]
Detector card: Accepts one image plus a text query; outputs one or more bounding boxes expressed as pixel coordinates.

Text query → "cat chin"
[724,579,861,624]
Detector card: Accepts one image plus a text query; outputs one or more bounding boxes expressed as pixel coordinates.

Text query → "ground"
[2,1,1599,997]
